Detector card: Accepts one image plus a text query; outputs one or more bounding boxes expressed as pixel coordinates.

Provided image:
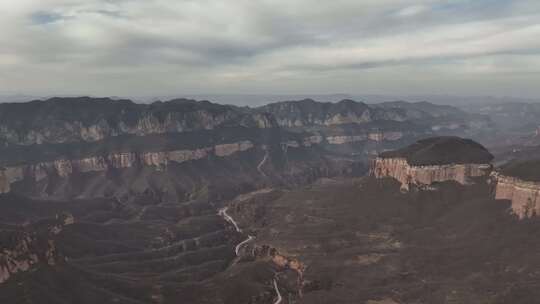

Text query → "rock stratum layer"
[371,157,492,190]
[0,140,254,194]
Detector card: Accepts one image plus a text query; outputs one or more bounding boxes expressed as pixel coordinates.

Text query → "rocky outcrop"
[493,173,540,218]
[0,140,255,194]
[371,157,492,191]
[0,222,66,284]
[371,137,493,190]
[0,234,51,283]
[492,159,540,218]
[0,167,24,194]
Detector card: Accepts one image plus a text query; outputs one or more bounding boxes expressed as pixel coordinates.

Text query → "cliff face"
[371,157,492,190]
[371,137,494,190]
[0,98,275,146]
[493,173,540,218]
[0,140,255,194]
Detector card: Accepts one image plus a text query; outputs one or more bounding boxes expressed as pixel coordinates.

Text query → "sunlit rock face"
[493,160,540,218]
[371,137,493,191]
[325,132,403,145]
[371,157,492,191]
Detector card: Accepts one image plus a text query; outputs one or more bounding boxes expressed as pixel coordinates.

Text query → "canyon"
[2,97,540,304]
[0,97,486,201]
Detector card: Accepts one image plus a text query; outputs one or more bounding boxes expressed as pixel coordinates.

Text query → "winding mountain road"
[257,150,269,177]
[235,235,255,255]
[218,207,242,233]
[218,207,254,256]
[218,205,283,303]
[273,279,282,304]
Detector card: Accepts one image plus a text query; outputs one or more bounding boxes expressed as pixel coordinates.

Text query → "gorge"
[1,97,540,304]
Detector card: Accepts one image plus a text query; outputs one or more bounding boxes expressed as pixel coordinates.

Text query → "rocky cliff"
[0,97,275,146]
[371,137,493,190]
[493,159,540,218]
[493,173,540,218]
[0,140,255,195]
[372,157,492,191]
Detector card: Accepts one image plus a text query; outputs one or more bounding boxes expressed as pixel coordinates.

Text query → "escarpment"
[0,140,256,195]
[493,160,540,218]
[371,137,493,190]
[0,97,275,146]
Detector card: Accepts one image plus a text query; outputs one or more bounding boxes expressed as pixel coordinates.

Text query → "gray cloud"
[0,0,540,100]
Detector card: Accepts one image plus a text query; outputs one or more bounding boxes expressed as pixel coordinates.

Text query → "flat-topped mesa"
[493,160,540,218]
[371,137,493,191]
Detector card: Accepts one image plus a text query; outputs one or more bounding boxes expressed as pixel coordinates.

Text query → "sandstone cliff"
[371,157,492,191]
[371,137,493,190]
[257,99,407,127]
[493,173,540,218]
[0,140,255,194]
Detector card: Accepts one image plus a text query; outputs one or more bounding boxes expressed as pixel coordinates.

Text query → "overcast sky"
[1,0,540,100]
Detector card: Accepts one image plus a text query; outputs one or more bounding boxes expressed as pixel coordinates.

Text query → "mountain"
[0,97,489,201]
[0,97,512,304]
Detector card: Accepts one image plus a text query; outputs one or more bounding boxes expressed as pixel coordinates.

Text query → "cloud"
[0,0,539,99]
[395,5,429,17]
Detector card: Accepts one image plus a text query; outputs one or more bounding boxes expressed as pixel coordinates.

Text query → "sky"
[1,0,540,100]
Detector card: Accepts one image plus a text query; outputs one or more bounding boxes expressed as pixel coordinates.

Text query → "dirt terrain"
[223,177,540,304]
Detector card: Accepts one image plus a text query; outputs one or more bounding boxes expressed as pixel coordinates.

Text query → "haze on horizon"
[1,0,540,101]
